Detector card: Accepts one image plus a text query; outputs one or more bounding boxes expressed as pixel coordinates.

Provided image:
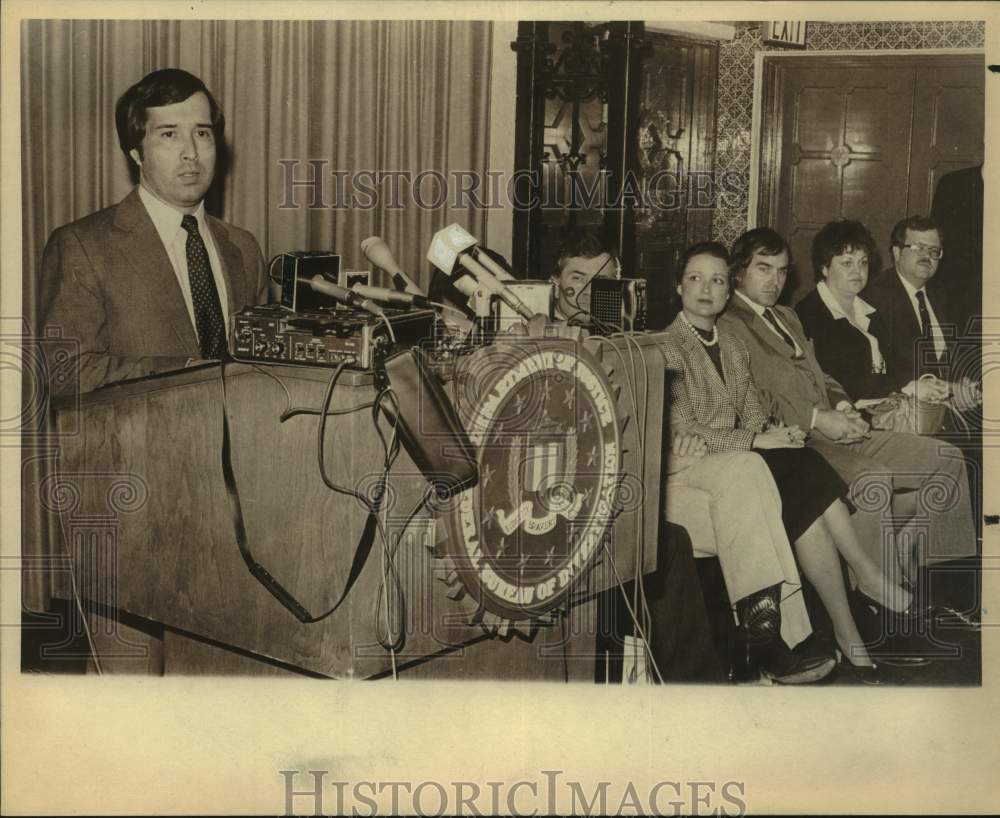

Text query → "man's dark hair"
[729,227,789,288]
[552,228,618,278]
[115,68,224,165]
[890,214,943,251]
[681,240,729,272]
[811,220,879,281]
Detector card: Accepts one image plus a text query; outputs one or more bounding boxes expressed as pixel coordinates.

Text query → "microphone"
[350,283,431,309]
[426,224,534,320]
[306,275,384,317]
[361,236,425,295]
[451,275,480,299]
[467,246,514,282]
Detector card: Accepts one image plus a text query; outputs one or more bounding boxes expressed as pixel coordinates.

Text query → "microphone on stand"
[467,245,514,282]
[305,275,384,317]
[350,283,431,309]
[427,224,535,320]
[450,275,480,299]
[361,236,425,296]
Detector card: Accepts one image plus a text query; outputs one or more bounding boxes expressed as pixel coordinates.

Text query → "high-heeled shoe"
[849,595,934,667]
[855,581,914,616]
[835,647,885,686]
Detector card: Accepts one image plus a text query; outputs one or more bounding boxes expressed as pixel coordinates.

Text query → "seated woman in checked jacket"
[660,242,913,682]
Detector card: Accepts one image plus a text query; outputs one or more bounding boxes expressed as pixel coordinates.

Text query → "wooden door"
[634,33,718,328]
[758,54,984,306]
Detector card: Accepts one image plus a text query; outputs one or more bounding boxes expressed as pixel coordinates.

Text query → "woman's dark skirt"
[756,447,848,542]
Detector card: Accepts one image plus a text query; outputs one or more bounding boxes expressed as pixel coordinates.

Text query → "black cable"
[247,361,374,421]
[371,386,402,469]
[220,358,390,624]
[316,362,373,504]
[560,612,570,683]
[563,307,618,335]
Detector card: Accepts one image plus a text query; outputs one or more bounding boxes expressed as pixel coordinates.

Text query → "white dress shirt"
[815,281,885,374]
[138,184,231,337]
[895,272,947,360]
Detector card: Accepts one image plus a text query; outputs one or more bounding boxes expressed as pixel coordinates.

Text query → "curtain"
[20,19,492,612]
[21,19,493,315]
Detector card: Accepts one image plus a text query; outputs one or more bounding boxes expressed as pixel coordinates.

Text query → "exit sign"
[763,21,808,48]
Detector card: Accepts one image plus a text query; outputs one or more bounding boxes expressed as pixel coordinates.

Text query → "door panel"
[796,89,842,151]
[773,63,913,302]
[759,54,983,306]
[907,65,985,214]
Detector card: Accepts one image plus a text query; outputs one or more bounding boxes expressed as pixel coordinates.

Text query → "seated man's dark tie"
[915,290,932,337]
[181,214,227,359]
[762,307,797,353]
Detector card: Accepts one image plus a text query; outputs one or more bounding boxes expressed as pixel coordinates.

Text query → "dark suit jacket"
[39,189,266,395]
[795,287,893,400]
[657,315,768,454]
[717,293,852,433]
[931,164,982,337]
[862,268,952,391]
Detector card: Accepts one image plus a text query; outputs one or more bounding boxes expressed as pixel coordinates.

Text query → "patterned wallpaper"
[712,20,986,247]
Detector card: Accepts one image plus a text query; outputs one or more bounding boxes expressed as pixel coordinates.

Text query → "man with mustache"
[39,69,267,395]
[863,215,980,410]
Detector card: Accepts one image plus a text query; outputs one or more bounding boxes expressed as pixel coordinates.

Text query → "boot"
[734,585,835,684]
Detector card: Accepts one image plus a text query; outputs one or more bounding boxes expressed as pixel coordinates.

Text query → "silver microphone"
[360,236,425,295]
[350,283,431,309]
[306,275,384,316]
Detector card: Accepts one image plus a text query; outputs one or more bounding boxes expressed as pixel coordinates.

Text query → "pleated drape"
[21,19,493,318]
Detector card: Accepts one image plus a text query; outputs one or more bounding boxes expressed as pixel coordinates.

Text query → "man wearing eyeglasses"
[864,215,980,410]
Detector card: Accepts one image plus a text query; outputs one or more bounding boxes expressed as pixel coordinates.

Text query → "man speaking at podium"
[39,69,267,396]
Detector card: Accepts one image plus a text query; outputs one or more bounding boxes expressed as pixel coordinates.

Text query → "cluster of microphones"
[299,225,534,327]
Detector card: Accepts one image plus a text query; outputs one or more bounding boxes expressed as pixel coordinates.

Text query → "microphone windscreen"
[361,236,401,274]
[427,224,477,274]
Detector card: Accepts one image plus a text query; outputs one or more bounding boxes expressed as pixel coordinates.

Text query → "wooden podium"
[46,334,669,679]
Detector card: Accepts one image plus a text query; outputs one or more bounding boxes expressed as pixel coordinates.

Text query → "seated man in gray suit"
[40,68,267,396]
[717,228,976,617]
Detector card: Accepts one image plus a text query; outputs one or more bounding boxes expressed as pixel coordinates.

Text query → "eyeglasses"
[902,243,944,260]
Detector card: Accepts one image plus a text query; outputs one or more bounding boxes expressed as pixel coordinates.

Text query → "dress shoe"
[750,638,836,684]
[835,650,886,686]
[924,604,981,633]
[867,630,935,667]
[856,579,914,616]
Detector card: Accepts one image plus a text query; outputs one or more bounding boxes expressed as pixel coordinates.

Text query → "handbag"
[866,392,945,435]
[863,373,968,435]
